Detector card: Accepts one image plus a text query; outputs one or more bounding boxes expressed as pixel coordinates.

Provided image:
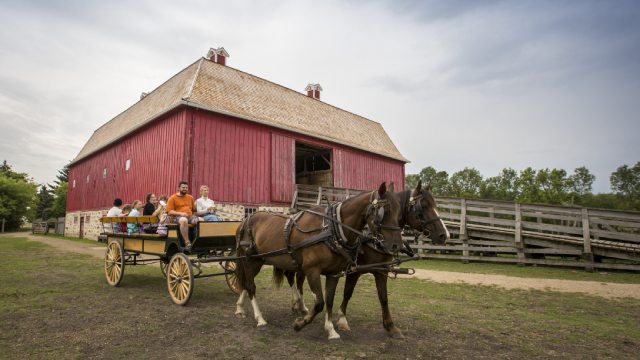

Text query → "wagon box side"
[194,221,241,251]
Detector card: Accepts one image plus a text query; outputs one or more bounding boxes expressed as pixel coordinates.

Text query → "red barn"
[65,47,408,239]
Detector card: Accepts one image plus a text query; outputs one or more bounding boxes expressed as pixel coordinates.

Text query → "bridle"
[407,191,441,237]
[364,190,402,241]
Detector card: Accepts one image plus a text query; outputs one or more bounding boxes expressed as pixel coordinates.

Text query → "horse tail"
[272,267,286,289]
[232,220,250,293]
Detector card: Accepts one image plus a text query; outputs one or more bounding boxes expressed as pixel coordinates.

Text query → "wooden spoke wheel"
[160,261,169,278]
[167,253,194,306]
[225,251,242,294]
[105,240,125,286]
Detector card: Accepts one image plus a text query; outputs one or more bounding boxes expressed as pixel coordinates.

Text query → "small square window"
[86,175,90,183]
[103,168,107,178]
[86,215,91,223]
[74,217,78,224]
[244,207,258,217]
[126,159,130,171]
[73,180,76,188]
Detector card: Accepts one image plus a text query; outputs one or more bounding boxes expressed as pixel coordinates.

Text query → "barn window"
[126,159,130,171]
[86,175,90,183]
[74,217,78,224]
[86,215,91,223]
[73,180,76,188]
[244,207,257,217]
[103,168,107,178]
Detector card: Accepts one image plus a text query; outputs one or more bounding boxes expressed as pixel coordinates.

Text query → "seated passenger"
[143,193,163,234]
[196,185,222,222]
[105,198,123,232]
[166,181,203,249]
[127,200,143,235]
[156,201,169,235]
[118,204,132,233]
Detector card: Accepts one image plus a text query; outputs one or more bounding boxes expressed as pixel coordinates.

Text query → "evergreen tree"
[35,184,54,220]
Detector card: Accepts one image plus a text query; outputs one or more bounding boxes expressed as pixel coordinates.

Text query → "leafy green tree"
[567,166,595,195]
[449,167,483,198]
[405,174,421,191]
[50,181,67,219]
[35,185,54,220]
[518,167,540,203]
[610,162,640,210]
[0,161,38,231]
[536,168,569,205]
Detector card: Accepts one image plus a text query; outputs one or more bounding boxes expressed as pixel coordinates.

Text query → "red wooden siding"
[271,134,295,203]
[66,109,189,212]
[333,148,405,192]
[192,111,272,205]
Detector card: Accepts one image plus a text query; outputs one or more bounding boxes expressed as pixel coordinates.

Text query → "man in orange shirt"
[166,181,203,249]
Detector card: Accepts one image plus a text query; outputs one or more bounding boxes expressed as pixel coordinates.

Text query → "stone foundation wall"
[65,209,109,241]
[65,203,292,240]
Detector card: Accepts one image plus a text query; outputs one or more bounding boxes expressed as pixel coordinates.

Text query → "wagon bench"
[99,216,243,305]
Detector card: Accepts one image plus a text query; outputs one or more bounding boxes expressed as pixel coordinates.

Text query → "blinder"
[408,192,441,235]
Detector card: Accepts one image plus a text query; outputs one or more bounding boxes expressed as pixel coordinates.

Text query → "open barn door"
[295,142,333,187]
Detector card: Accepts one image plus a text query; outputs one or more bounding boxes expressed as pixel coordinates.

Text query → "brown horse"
[333,180,450,338]
[233,182,403,342]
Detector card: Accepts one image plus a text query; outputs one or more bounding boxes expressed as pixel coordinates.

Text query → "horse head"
[408,180,450,245]
[364,182,404,254]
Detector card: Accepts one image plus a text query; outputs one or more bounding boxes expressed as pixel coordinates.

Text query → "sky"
[0,0,638,193]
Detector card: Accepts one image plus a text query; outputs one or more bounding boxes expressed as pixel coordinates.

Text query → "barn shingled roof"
[73,58,408,163]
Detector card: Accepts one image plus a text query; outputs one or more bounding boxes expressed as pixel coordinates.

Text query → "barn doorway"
[295,142,333,187]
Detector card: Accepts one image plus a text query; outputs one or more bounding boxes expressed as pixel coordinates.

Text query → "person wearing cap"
[105,198,124,232]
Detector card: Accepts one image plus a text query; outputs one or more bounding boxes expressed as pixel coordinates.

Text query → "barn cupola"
[305,83,323,100]
[206,47,230,65]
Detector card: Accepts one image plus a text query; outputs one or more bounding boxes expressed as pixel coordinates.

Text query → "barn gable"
[73,57,407,164]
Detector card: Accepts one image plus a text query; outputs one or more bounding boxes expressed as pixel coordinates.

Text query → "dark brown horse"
[280,180,449,338]
[333,180,449,338]
[233,182,403,342]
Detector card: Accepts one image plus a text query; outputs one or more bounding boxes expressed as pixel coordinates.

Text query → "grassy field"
[1,236,639,358]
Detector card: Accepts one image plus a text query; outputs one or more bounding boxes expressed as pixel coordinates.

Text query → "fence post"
[345,189,350,199]
[582,208,595,272]
[515,203,525,267]
[460,199,469,264]
[316,186,323,205]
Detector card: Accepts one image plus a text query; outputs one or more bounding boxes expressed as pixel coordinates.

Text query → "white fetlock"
[251,296,267,327]
[325,314,341,340]
[236,290,247,317]
[336,309,350,331]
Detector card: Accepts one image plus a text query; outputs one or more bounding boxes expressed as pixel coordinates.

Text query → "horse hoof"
[293,318,305,332]
[235,313,246,319]
[337,323,351,331]
[329,337,343,344]
[257,324,268,331]
[391,332,405,339]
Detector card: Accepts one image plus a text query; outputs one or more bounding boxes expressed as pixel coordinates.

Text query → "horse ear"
[413,179,422,196]
[426,181,432,193]
[388,182,395,193]
[378,182,387,197]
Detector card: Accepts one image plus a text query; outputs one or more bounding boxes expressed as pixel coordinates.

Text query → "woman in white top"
[196,185,222,221]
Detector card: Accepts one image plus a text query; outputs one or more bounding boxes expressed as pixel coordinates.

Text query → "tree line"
[0,160,68,231]
[405,162,640,212]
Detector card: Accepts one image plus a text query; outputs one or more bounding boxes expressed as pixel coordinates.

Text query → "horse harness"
[237,191,402,276]
[406,191,441,239]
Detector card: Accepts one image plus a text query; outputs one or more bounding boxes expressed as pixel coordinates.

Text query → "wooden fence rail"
[292,185,640,272]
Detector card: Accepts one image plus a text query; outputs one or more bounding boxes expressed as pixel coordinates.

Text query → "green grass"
[1,235,640,359]
[402,257,640,284]
[32,233,106,246]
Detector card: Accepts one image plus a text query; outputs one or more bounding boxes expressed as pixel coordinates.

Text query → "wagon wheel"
[160,260,169,278]
[225,251,242,294]
[105,240,125,286]
[167,253,194,306]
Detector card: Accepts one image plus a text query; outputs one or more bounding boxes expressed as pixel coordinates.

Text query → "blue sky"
[0,0,638,192]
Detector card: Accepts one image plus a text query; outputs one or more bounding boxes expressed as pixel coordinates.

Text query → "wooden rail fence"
[291,185,640,272]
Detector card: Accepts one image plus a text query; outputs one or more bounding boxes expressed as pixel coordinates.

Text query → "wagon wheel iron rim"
[225,251,241,294]
[104,240,124,286]
[167,254,193,306]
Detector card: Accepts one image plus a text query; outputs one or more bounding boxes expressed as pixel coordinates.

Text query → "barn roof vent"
[206,47,230,65]
[140,92,148,100]
[305,83,323,100]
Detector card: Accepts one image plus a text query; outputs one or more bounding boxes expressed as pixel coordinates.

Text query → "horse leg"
[293,270,324,332]
[244,260,268,330]
[373,272,404,339]
[323,275,342,343]
[235,290,248,318]
[336,272,361,331]
[294,272,309,316]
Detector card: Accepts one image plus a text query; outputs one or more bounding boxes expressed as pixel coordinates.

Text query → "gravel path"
[7,233,640,299]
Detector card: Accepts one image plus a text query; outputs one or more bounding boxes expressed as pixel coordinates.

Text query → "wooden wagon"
[99,216,243,305]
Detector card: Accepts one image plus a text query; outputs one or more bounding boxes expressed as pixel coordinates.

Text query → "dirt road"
[12,233,640,299]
